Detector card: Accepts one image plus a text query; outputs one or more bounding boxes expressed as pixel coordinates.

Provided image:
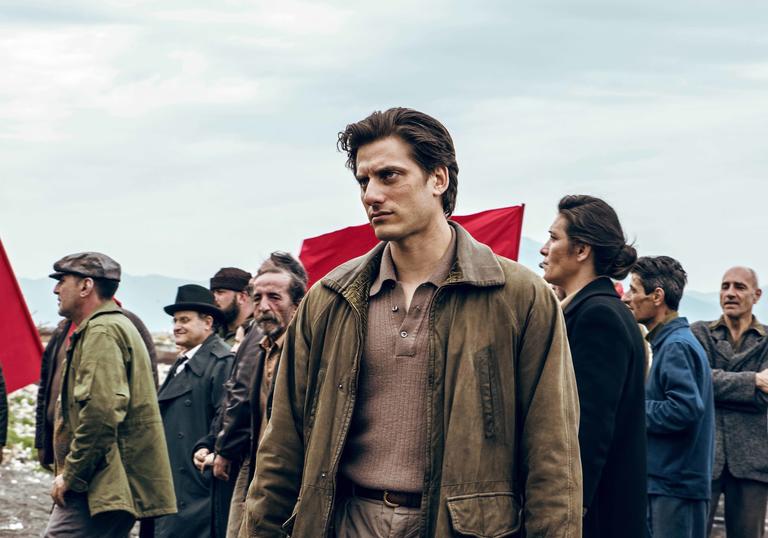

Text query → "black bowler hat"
[164,284,224,323]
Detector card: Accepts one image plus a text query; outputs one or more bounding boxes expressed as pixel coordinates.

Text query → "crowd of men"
[0,107,766,538]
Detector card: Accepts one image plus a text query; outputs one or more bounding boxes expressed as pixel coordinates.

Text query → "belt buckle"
[383,491,399,508]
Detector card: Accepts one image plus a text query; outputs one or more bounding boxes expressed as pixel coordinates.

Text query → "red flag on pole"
[0,239,43,392]
[299,205,525,287]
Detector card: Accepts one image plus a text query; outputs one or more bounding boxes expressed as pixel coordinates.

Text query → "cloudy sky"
[1,1,767,292]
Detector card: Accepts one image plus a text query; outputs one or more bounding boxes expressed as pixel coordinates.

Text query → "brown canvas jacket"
[243,222,582,537]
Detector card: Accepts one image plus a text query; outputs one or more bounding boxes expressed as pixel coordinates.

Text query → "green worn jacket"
[244,223,582,537]
[57,300,177,518]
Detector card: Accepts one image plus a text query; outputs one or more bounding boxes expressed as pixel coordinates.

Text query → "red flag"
[299,205,525,286]
[0,239,43,392]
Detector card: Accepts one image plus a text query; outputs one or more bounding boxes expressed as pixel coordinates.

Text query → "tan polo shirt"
[340,230,456,493]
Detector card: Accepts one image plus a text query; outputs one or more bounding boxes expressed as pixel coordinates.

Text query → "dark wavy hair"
[558,195,637,280]
[337,107,459,216]
[632,256,687,311]
[256,251,308,306]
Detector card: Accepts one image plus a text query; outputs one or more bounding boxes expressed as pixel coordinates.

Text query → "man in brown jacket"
[242,108,582,537]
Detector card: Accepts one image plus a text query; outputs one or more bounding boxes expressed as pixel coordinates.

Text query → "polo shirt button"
[184,399,192,406]
[400,331,408,338]
[392,305,399,312]
[177,432,184,439]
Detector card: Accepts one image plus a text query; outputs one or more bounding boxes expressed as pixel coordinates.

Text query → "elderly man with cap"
[43,252,176,538]
[156,284,235,538]
[210,267,254,348]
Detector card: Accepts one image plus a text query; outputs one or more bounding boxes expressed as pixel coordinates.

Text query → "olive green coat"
[57,300,176,518]
[244,223,582,537]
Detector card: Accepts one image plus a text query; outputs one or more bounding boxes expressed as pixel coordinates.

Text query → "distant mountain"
[19,274,204,333]
[17,239,767,331]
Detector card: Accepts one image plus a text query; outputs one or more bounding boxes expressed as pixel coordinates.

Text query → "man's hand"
[193,448,211,472]
[213,454,231,481]
[0,446,5,465]
[756,369,768,393]
[51,474,68,507]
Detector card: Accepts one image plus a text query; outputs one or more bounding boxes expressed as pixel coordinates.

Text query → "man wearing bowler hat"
[155,284,235,538]
[43,252,176,538]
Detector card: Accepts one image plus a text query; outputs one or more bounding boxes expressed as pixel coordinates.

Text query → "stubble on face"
[623,274,655,326]
[253,272,297,339]
[54,275,81,321]
[720,267,761,320]
[355,136,444,245]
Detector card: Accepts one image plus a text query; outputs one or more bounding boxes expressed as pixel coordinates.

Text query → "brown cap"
[49,252,121,281]
[210,267,252,292]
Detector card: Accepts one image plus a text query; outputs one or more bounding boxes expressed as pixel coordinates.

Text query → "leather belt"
[340,480,421,508]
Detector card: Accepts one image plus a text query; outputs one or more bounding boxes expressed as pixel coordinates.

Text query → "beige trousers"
[333,495,421,538]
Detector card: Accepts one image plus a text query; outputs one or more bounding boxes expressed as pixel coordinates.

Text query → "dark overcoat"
[155,333,234,538]
[563,277,647,538]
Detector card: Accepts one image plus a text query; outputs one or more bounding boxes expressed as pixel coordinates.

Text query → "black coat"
[155,333,234,538]
[563,277,647,538]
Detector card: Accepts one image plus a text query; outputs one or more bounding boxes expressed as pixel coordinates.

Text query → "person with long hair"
[540,194,647,538]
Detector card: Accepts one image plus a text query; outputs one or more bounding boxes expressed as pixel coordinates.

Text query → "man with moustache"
[195,253,307,538]
[42,252,175,537]
[156,284,235,538]
[210,267,254,348]
[233,252,307,537]
[243,108,581,537]
[691,267,768,538]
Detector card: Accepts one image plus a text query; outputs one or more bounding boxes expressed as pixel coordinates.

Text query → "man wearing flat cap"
[210,267,255,348]
[43,252,176,538]
[155,284,235,538]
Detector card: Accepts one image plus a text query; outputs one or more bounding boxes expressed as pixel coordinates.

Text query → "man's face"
[355,136,446,243]
[720,267,762,320]
[622,274,657,326]
[539,215,581,288]
[212,288,239,324]
[172,310,212,350]
[252,272,296,338]
[53,274,83,320]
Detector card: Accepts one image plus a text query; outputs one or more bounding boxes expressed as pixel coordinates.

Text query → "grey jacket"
[691,317,768,483]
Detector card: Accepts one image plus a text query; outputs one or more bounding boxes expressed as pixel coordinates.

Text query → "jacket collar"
[321,221,506,311]
[185,333,225,377]
[648,316,689,351]
[562,276,619,316]
[72,300,122,337]
[708,315,767,338]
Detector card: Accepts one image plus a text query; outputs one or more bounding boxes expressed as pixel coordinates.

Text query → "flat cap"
[210,267,252,292]
[49,252,121,281]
